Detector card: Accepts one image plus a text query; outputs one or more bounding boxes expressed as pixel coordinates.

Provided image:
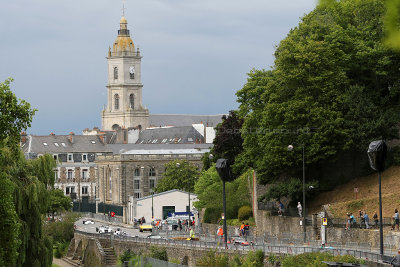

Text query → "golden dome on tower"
[110,16,135,56]
[120,16,127,24]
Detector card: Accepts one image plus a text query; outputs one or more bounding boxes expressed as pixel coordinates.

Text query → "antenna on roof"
[122,0,126,17]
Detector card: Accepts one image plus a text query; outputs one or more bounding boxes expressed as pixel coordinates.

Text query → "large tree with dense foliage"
[194,167,251,223]
[0,78,54,267]
[211,110,244,174]
[236,0,400,196]
[155,160,200,193]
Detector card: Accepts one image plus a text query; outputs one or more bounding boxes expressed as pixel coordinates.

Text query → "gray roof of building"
[136,126,204,144]
[149,114,225,127]
[136,189,197,201]
[22,135,111,154]
[107,143,213,154]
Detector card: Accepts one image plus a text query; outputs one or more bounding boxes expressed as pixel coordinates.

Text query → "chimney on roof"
[69,132,75,143]
[21,131,27,144]
[98,132,106,144]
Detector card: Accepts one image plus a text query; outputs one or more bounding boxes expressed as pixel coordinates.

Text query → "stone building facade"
[95,144,210,222]
[21,132,111,201]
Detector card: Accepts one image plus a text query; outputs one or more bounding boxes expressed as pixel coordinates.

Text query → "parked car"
[139,223,153,232]
[82,219,95,225]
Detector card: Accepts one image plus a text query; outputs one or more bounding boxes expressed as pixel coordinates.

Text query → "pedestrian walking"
[350,213,356,227]
[297,202,303,217]
[240,222,245,236]
[244,222,250,238]
[178,219,182,231]
[359,210,364,228]
[278,201,284,216]
[373,211,378,228]
[364,212,370,229]
[394,209,399,231]
[217,226,224,241]
[346,213,351,230]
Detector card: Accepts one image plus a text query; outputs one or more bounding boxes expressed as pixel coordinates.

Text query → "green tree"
[236,0,400,188]
[0,79,53,267]
[194,167,251,222]
[155,160,200,193]
[48,189,72,220]
[211,110,244,174]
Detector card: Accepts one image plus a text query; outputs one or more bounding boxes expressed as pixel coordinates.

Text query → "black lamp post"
[367,140,387,256]
[215,158,234,248]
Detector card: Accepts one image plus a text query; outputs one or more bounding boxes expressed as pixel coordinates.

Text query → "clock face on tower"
[129,66,135,74]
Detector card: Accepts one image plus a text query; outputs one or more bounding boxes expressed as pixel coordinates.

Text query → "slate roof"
[107,143,212,154]
[149,114,225,127]
[136,126,204,144]
[22,135,111,154]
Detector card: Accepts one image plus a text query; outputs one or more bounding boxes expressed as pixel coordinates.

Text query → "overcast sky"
[0,0,316,135]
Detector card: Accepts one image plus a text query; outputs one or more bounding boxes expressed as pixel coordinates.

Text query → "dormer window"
[114,67,118,80]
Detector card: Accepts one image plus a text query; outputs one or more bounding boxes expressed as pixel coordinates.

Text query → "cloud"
[0,0,316,135]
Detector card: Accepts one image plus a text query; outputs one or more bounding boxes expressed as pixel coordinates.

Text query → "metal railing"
[75,229,393,264]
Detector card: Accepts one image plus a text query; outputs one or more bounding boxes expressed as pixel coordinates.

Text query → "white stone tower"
[101,16,149,131]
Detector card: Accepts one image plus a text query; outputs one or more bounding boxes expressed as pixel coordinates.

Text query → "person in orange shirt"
[240,222,245,236]
[217,226,224,239]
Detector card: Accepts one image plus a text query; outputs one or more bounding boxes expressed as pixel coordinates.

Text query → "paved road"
[75,217,151,238]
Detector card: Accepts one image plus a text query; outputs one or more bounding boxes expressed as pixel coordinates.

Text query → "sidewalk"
[53,258,75,267]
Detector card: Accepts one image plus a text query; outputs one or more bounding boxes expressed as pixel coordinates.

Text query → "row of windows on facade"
[65,186,90,195]
[55,169,90,180]
[113,67,134,80]
[114,93,135,110]
[105,178,154,199]
[53,153,90,162]
[55,167,158,180]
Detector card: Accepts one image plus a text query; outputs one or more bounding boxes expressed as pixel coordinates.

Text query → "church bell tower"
[101,16,149,131]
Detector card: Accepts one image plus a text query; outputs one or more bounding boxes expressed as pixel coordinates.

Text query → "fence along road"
[75,228,394,264]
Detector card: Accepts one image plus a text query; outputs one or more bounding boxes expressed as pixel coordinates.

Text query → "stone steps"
[103,247,117,266]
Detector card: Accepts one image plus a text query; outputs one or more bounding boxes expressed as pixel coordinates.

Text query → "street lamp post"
[288,144,307,243]
[367,140,388,256]
[215,158,234,248]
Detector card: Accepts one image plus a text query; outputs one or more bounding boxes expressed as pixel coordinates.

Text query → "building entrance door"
[162,206,175,219]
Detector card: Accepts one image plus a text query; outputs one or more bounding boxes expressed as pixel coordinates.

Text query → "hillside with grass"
[308,166,400,218]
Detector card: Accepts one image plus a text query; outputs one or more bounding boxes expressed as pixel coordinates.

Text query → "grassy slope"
[308,166,400,218]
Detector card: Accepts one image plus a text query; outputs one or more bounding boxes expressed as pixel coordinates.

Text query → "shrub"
[149,246,168,262]
[238,206,252,221]
[241,250,264,267]
[280,252,365,267]
[197,249,229,267]
[53,242,69,258]
[119,250,136,263]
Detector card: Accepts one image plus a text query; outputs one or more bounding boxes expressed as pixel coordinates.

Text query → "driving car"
[139,223,153,232]
[147,234,166,240]
[228,237,253,246]
[97,225,112,234]
[82,219,95,225]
